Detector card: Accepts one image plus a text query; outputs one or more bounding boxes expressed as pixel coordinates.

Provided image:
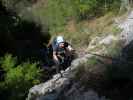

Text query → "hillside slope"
[27,10,133,100]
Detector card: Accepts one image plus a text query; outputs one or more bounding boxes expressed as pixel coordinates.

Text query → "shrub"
[73,0,98,19]
[0,54,41,100]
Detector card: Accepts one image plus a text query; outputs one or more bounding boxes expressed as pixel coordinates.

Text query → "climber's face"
[59,42,64,48]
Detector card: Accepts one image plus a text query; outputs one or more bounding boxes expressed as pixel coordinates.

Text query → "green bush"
[0,54,41,100]
[0,54,17,71]
[73,0,98,19]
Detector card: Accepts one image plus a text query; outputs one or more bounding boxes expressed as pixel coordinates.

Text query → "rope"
[85,51,133,64]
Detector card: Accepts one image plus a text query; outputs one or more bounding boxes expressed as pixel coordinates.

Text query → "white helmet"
[56,36,64,44]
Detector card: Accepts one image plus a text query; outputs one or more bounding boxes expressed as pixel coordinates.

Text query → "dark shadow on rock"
[76,40,133,100]
[108,40,133,80]
[94,40,133,100]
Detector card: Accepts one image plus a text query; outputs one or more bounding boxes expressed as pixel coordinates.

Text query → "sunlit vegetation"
[0,0,133,100]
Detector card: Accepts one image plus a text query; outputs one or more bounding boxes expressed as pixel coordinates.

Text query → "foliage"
[31,0,76,33]
[0,54,41,100]
[73,0,98,19]
[63,12,122,48]
[30,0,122,34]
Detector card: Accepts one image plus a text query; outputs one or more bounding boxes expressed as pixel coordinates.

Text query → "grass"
[61,12,123,48]
[29,0,76,34]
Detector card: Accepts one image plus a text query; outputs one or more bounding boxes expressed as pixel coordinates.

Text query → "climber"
[48,35,75,73]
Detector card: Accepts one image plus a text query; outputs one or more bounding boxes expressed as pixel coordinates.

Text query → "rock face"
[99,35,117,45]
[119,11,133,45]
[27,54,91,100]
[27,54,107,100]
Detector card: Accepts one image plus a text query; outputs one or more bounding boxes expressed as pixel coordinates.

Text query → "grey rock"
[99,35,117,45]
[27,54,98,100]
[119,11,133,45]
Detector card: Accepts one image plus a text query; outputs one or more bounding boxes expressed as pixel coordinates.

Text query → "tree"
[0,54,41,100]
